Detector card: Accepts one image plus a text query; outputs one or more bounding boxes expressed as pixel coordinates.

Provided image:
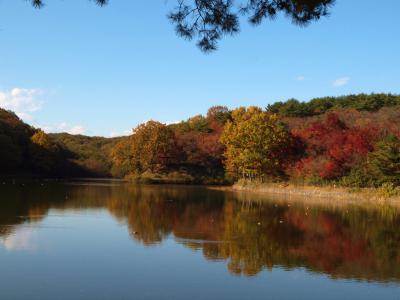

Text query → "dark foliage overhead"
[169,0,335,52]
[29,0,335,52]
[30,0,108,8]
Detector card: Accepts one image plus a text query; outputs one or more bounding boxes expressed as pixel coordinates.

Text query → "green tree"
[369,135,400,186]
[266,94,400,117]
[267,98,312,117]
[221,106,292,179]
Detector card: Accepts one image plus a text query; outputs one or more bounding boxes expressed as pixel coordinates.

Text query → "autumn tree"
[291,113,377,181]
[110,138,133,178]
[206,106,231,124]
[175,126,225,172]
[221,106,292,179]
[130,121,178,174]
[31,129,52,148]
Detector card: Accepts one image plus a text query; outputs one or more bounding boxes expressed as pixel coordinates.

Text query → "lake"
[1,180,399,300]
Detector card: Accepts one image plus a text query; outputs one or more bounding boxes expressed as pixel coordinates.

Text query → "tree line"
[110,93,400,187]
[1,93,400,188]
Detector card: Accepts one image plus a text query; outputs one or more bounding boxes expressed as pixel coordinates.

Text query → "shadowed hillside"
[0,108,115,177]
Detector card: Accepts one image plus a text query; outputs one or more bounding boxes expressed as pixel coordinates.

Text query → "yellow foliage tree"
[220,106,291,180]
[31,129,52,149]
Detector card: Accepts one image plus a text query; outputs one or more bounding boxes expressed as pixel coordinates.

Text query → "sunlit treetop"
[29,0,335,52]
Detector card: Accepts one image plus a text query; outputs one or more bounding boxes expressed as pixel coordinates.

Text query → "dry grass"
[211,180,400,209]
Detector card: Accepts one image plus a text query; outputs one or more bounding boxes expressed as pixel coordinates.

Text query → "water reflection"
[1,226,38,251]
[1,181,400,283]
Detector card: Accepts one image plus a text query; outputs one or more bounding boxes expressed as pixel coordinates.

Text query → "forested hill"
[48,133,121,177]
[1,93,400,187]
[0,108,119,177]
[0,109,35,173]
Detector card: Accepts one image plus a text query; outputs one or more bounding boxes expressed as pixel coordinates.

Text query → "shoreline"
[2,176,400,208]
[210,182,400,209]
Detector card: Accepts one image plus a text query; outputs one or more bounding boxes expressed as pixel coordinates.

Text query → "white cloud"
[333,77,350,87]
[108,129,132,138]
[40,122,86,135]
[165,120,180,125]
[0,88,43,121]
[68,125,86,135]
[0,88,87,135]
[296,76,305,81]
[1,227,38,252]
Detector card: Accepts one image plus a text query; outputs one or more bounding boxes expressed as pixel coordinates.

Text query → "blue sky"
[0,0,399,136]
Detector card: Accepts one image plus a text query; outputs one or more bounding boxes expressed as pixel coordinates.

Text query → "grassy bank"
[125,171,230,185]
[214,179,400,207]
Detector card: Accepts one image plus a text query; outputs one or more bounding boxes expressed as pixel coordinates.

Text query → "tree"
[267,98,312,117]
[29,129,61,174]
[266,94,400,117]
[30,0,107,8]
[110,138,133,178]
[207,105,231,124]
[291,113,377,181]
[130,121,178,174]
[31,129,52,148]
[170,107,227,176]
[0,109,33,173]
[369,135,400,186]
[175,123,225,170]
[221,106,292,179]
[0,134,22,172]
[29,0,335,52]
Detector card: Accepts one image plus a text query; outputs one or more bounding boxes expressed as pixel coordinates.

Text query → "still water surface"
[1,180,400,299]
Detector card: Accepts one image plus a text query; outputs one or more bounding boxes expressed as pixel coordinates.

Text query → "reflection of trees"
[0,184,51,237]
[107,185,226,246]
[1,182,400,282]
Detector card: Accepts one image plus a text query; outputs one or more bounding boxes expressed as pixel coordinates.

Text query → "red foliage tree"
[290,113,378,180]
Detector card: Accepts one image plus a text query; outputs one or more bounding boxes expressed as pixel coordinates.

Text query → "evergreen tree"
[369,135,400,186]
